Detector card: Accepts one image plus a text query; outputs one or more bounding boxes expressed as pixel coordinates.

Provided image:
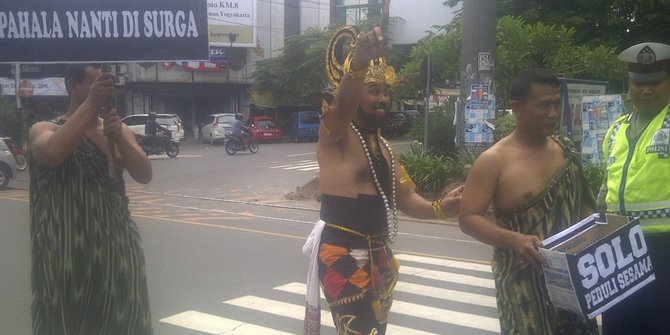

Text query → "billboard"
[207,0,256,48]
[0,0,209,63]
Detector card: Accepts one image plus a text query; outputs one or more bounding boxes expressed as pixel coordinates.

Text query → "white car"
[201,113,236,144]
[0,138,18,190]
[122,113,185,143]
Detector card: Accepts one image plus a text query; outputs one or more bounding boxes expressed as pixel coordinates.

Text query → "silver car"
[201,113,236,144]
[121,113,185,143]
[0,138,18,190]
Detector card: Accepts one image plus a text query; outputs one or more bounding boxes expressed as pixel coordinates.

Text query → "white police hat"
[618,42,670,83]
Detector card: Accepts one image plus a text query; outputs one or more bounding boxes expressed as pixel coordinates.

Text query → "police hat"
[618,42,670,83]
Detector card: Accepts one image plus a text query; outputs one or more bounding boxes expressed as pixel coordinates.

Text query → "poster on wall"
[207,0,256,48]
[581,95,624,164]
[464,84,495,143]
[559,79,608,143]
[0,0,209,63]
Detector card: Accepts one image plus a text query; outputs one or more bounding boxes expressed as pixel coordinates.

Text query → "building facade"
[1,0,333,140]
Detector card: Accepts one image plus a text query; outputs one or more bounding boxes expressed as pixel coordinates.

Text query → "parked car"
[382,111,409,138]
[201,113,236,144]
[249,116,282,142]
[0,138,18,190]
[121,113,185,143]
[382,110,421,138]
[289,110,320,142]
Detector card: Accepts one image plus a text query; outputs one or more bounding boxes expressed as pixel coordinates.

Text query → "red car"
[249,116,283,142]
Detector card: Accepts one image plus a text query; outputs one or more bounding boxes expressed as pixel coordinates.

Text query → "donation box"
[539,214,655,318]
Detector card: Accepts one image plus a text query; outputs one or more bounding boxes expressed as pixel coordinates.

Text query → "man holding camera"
[28,64,154,334]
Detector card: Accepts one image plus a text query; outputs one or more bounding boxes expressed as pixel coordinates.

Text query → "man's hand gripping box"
[539,214,655,319]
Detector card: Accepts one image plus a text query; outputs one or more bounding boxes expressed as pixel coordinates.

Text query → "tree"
[396,15,625,111]
[252,27,333,107]
[394,25,462,100]
[495,16,625,108]
[495,0,670,49]
[0,88,21,140]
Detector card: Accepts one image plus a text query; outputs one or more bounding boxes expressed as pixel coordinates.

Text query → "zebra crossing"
[160,253,501,334]
[269,159,320,171]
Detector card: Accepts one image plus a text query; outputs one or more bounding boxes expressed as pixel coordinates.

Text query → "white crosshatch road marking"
[269,159,319,171]
[159,254,500,334]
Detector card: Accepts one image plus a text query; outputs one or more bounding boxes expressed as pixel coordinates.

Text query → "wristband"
[432,199,449,220]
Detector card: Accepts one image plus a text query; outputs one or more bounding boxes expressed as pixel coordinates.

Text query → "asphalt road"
[0,138,497,334]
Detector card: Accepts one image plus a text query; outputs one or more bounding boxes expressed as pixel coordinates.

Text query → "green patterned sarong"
[30,122,153,335]
[492,136,598,335]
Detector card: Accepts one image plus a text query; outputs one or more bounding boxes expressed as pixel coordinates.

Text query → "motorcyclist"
[230,113,251,146]
[145,112,169,151]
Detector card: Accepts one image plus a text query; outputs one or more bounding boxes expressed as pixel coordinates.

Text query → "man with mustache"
[598,42,670,335]
[305,26,463,335]
[459,68,598,334]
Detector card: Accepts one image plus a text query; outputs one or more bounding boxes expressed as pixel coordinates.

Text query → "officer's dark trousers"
[602,232,670,335]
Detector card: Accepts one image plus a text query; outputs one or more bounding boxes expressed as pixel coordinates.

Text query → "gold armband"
[398,164,416,191]
[432,199,449,220]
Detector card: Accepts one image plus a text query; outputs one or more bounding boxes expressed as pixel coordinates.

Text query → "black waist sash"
[320,193,387,238]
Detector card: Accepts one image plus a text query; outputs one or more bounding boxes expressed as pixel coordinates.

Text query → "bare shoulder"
[29,121,58,139]
[472,140,510,172]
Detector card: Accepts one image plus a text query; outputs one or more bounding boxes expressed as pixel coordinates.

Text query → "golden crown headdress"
[325,25,395,90]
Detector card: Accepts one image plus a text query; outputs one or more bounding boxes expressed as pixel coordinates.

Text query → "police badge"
[646,128,669,158]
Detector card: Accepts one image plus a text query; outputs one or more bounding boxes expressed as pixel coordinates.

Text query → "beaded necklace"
[350,123,399,242]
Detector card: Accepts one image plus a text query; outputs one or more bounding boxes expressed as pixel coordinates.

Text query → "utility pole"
[423,54,430,152]
[456,0,496,153]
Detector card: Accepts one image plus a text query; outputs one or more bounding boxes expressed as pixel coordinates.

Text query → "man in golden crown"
[302,26,464,335]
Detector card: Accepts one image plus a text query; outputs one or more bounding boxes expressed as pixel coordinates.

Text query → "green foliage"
[399,142,478,194]
[0,91,21,141]
[408,100,457,154]
[495,16,626,109]
[582,160,606,201]
[394,26,462,100]
[494,113,516,142]
[252,27,334,106]
[496,0,670,50]
[398,142,459,194]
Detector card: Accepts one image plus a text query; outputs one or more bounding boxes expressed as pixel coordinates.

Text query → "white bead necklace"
[351,123,399,243]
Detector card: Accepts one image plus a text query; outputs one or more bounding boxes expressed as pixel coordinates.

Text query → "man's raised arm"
[321,27,391,141]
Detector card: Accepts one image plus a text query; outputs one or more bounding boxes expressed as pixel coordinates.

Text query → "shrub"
[494,113,516,142]
[0,93,22,141]
[408,100,457,154]
[399,141,459,194]
[582,159,606,200]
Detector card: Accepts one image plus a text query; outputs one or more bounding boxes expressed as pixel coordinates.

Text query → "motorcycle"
[1,137,28,171]
[135,129,180,158]
[224,132,259,155]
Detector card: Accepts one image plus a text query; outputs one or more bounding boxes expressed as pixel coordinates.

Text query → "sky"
[388,0,460,45]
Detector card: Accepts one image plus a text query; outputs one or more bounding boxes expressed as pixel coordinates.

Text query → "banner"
[0,0,209,63]
[207,0,256,48]
[0,64,67,96]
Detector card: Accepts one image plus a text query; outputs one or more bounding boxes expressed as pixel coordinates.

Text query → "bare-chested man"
[459,68,598,334]
[307,26,463,335]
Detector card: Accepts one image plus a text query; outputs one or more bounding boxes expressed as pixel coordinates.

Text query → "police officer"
[599,42,670,334]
